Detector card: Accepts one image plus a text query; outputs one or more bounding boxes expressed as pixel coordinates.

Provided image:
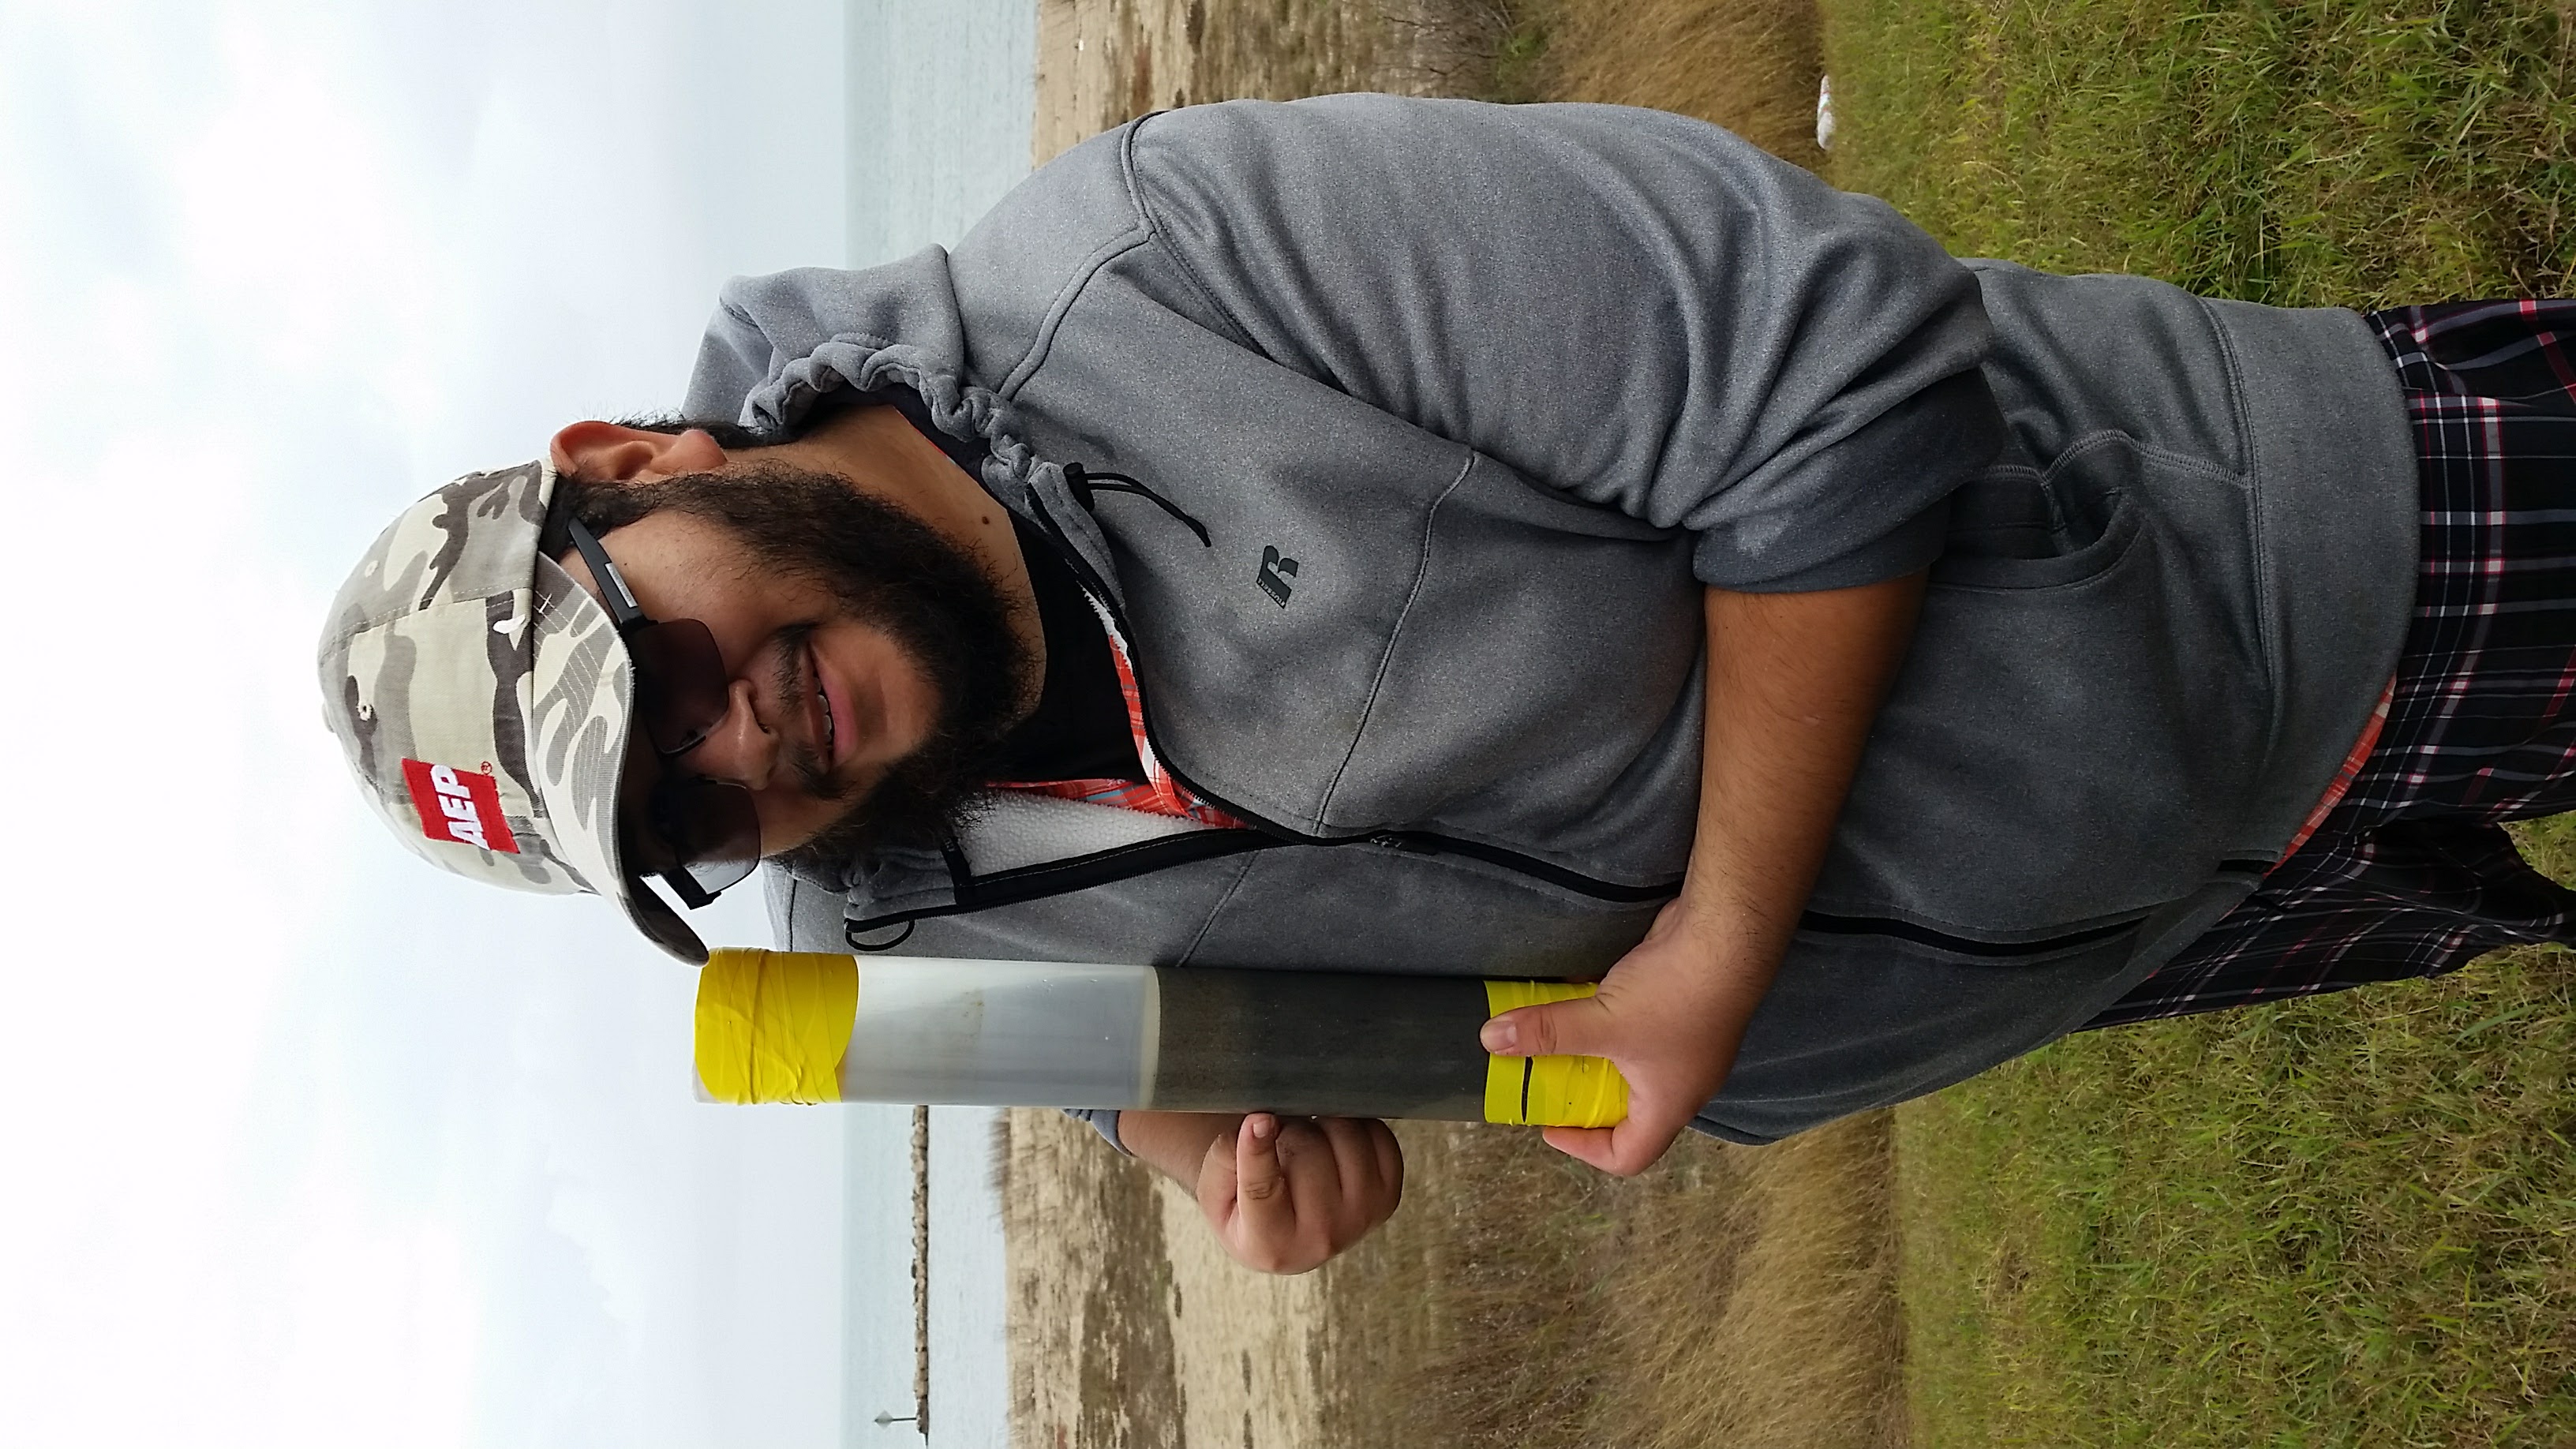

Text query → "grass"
[1814,6,2576,1437]
[1527,0,1830,167]
[1897,943,2576,1447]
[1886,821,2576,1446]
[998,1091,1907,1449]
[1320,1113,1904,1449]
[1819,0,2576,304]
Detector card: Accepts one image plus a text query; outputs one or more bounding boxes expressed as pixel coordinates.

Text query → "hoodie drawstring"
[1062,462,1213,548]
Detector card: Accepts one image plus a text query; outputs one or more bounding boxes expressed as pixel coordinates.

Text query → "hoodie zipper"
[1018,496,1684,895]
[848,480,2245,960]
[839,488,1685,947]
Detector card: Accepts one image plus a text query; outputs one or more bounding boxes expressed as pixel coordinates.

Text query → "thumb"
[1228,1114,1295,1239]
[1479,994,1612,1059]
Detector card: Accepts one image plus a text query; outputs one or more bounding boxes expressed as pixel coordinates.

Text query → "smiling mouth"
[767,626,842,796]
[810,638,837,765]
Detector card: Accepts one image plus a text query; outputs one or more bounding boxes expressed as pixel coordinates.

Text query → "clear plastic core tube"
[691,949,1623,1126]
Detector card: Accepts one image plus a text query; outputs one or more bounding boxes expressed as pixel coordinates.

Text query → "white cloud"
[0,1,849,1443]
[260,1165,483,1449]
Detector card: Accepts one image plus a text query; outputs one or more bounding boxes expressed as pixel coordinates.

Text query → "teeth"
[817,676,833,754]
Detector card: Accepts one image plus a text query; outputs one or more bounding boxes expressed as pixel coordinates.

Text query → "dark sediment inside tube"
[1146,968,1491,1119]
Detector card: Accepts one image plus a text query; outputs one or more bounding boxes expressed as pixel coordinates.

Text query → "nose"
[674,678,781,790]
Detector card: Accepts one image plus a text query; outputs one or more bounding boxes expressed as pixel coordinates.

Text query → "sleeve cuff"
[1700,491,1951,593]
[1061,1107,1130,1155]
[1691,367,2004,592]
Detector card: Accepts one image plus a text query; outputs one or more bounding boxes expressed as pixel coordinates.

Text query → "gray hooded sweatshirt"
[684,97,2416,1144]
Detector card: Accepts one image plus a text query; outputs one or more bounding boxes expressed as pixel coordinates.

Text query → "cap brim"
[527,556,711,965]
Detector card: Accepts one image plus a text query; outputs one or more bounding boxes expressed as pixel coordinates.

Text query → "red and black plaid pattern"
[2087,299,2576,1029]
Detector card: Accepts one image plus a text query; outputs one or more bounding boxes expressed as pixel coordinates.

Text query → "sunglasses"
[563,514,762,909]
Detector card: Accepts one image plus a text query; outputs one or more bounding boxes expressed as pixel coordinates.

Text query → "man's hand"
[1197,1114,1402,1275]
[1483,571,1929,1178]
[1481,897,1761,1176]
[1118,1110,1404,1275]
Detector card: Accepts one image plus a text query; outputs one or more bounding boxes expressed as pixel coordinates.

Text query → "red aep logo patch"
[401,759,520,854]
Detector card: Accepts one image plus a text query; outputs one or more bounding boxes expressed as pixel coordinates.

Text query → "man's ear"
[548,421,730,483]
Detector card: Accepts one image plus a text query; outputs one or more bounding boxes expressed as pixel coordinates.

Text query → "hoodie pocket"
[1811,431,2267,936]
[1931,432,2154,590]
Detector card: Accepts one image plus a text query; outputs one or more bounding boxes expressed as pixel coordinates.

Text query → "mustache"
[770,622,854,802]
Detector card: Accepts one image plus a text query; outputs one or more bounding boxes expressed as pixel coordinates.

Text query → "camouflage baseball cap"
[316,462,707,964]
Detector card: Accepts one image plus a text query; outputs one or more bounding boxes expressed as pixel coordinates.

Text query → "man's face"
[559,462,1032,877]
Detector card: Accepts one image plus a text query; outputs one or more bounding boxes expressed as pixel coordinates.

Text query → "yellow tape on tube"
[695,949,859,1104]
[1481,979,1630,1128]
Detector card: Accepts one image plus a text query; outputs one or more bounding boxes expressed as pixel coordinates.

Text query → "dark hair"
[609,412,777,450]
[550,470,649,539]
[543,416,779,543]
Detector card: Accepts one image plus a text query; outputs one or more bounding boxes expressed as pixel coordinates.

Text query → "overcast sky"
[0,1,878,1443]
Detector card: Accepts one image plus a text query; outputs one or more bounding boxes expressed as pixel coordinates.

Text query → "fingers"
[1189,1113,1245,1217]
[1313,1115,1375,1198]
[1230,1113,1294,1249]
[1543,1124,1629,1175]
[1356,1118,1403,1209]
[1200,1115,1404,1275]
[1544,1108,1687,1178]
[1312,1117,1403,1218]
[1479,993,1613,1059]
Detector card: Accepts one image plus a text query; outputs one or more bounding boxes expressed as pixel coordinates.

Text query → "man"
[318,96,2576,1275]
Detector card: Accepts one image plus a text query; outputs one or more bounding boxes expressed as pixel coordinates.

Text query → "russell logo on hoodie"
[1258,545,1300,607]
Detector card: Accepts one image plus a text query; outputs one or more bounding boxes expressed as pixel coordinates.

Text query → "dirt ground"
[997,1108,1331,1449]
[1030,0,1507,163]
[1000,1106,1904,1449]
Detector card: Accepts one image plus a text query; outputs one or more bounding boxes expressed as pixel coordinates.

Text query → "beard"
[571,462,1033,874]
